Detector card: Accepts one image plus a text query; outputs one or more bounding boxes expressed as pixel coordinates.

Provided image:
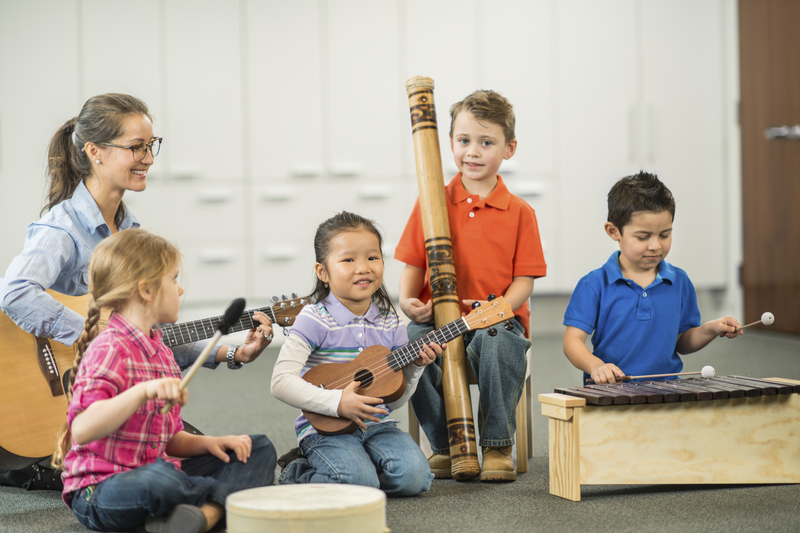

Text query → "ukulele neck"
[387,317,469,370]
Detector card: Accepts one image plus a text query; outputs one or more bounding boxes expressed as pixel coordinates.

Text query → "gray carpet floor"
[2,330,800,532]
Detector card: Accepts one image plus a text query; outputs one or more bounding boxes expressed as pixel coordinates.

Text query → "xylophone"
[539,375,800,501]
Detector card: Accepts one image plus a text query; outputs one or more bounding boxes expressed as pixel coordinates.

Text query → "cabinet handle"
[764,125,800,140]
[198,189,233,203]
[647,105,656,163]
[200,250,235,263]
[628,106,637,163]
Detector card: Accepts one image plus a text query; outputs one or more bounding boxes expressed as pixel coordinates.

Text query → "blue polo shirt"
[564,251,701,381]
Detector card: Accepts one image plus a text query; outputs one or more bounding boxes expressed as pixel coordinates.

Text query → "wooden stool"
[226,484,387,533]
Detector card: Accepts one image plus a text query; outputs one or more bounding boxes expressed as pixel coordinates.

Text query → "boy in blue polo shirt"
[563,171,742,384]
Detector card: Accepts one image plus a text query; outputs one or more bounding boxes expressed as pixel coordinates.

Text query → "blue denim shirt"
[0,182,215,369]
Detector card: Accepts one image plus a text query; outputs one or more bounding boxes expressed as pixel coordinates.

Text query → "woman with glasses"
[0,94,273,489]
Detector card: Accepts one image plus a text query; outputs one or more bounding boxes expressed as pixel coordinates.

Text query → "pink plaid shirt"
[61,312,185,503]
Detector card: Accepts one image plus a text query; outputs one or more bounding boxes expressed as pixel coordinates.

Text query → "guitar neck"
[387,318,469,370]
[160,306,278,347]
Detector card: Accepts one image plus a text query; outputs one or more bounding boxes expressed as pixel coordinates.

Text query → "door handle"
[764,125,800,140]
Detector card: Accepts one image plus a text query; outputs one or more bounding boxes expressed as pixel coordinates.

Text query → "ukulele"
[0,290,309,459]
[302,297,513,436]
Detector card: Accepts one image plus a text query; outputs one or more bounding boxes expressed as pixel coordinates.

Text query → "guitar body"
[0,291,90,458]
[302,345,407,436]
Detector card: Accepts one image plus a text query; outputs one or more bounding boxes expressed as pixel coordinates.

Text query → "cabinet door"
[164,0,243,181]
[404,0,478,178]
[482,0,555,178]
[248,0,324,182]
[555,0,639,290]
[0,1,80,269]
[326,0,402,182]
[640,0,726,288]
[81,1,163,122]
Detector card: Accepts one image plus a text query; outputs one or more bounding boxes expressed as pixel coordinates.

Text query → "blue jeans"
[70,434,276,532]
[279,422,432,497]
[408,319,530,454]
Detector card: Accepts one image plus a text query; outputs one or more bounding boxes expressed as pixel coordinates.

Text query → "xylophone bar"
[555,376,795,406]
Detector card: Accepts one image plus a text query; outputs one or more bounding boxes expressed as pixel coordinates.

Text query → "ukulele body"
[302,344,408,435]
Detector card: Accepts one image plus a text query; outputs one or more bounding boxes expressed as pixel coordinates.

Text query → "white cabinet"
[81,1,163,121]
[163,0,244,181]
[0,0,81,269]
[248,0,324,182]
[326,1,403,182]
[555,0,727,292]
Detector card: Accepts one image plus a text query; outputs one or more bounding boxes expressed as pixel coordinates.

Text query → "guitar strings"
[160,298,305,346]
[309,305,510,392]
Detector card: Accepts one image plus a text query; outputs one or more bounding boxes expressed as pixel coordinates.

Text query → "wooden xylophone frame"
[539,376,800,501]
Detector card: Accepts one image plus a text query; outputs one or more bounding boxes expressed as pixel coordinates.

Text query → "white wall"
[0,0,742,330]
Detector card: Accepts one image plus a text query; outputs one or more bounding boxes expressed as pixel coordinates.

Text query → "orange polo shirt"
[395,173,547,336]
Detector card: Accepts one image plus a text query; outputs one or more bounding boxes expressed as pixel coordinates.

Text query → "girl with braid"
[52,229,275,533]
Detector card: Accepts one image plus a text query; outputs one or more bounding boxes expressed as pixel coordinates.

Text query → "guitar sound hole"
[354,369,374,388]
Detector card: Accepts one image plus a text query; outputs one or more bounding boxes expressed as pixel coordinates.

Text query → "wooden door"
[739,0,800,335]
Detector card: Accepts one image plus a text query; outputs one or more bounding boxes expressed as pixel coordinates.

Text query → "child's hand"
[143,378,188,406]
[206,434,252,463]
[239,311,274,363]
[713,316,742,338]
[414,342,444,367]
[589,363,625,384]
[337,381,386,430]
[403,298,433,324]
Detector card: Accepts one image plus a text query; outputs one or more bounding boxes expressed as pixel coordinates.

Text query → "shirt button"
[469,212,475,218]
[643,292,647,297]
[358,347,363,352]
[358,333,363,338]
[151,443,157,449]
[467,198,473,203]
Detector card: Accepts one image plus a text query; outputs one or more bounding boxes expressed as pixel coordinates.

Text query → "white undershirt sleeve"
[270,333,342,417]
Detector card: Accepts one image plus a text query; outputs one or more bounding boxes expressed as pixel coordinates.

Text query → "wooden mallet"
[160,298,246,414]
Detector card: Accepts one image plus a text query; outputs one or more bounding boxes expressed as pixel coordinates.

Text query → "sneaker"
[428,453,452,479]
[145,504,207,533]
[278,447,305,471]
[479,446,516,482]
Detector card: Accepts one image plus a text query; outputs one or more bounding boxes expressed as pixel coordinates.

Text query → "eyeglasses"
[100,137,162,162]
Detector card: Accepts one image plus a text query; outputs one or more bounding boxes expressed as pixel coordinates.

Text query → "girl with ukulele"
[271,211,442,496]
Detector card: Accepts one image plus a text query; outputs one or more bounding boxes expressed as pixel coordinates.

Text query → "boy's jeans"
[408,319,530,454]
[70,434,276,532]
[279,422,432,497]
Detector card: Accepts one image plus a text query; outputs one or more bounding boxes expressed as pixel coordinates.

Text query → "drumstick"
[160,298,246,414]
[585,365,715,384]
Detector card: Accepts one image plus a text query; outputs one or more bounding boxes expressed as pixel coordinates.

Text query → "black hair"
[310,211,395,314]
[607,171,675,233]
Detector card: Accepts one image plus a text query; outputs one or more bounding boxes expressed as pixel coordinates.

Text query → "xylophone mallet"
[737,311,775,332]
[586,365,716,384]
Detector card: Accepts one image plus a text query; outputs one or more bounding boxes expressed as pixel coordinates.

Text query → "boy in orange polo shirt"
[395,90,547,481]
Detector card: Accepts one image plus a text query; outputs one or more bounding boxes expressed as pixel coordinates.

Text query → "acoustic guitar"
[302,297,514,436]
[0,290,309,459]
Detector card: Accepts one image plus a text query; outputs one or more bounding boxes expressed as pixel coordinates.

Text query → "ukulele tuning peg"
[504,321,515,331]
[487,294,497,301]
[281,294,288,301]
[270,296,278,303]
[488,327,498,337]
[471,301,481,309]
[291,292,298,299]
